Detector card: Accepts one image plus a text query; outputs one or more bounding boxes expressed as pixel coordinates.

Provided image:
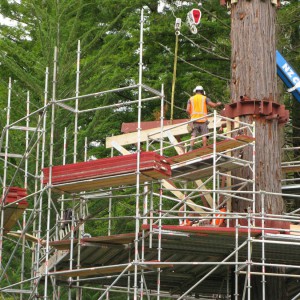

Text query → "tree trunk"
[230,0,287,298]
[292,100,300,170]
[231,0,284,214]
[231,0,277,101]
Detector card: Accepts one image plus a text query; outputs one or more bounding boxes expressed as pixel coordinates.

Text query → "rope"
[158,42,229,81]
[165,99,186,112]
[181,33,230,61]
[166,2,231,119]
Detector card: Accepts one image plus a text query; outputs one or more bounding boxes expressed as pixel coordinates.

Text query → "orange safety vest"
[189,94,208,123]
[211,207,226,226]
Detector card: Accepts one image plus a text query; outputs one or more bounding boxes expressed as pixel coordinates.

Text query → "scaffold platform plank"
[7,231,43,244]
[168,135,254,164]
[52,261,173,277]
[49,233,136,250]
[282,164,300,173]
[141,224,279,236]
[171,157,246,181]
[42,152,171,192]
[2,187,28,232]
[167,135,254,181]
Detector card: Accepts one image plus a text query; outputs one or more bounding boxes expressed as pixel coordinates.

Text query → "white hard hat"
[193,85,204,93]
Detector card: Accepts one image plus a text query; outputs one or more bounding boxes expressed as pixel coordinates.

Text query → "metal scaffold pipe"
[74,40,81,164]
[0,78,12,271]
[32,67,49,297]
[170,19,181,123]
[44,46,58,300]
[2,9,300,300]
[133,8,144,300]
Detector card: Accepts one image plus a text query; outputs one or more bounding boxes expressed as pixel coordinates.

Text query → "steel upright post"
[246,208,252,299]
[84,137,88,161]
[159,84,164,156]
[133,8,144,300]
[57,126,68,299]
[74,40,81,164]
[77,199,84,300]
[20,210,27,300]
[41,67,49,174]
[170,22,180,123]
[252,122,256,226]
[44,46,58,300]
[21,91,29,299]
[235,218,239,300]
[108,144,114,236]
[0,78,12,271]
[25,91,30,189]
[61,127,67,223]
[212,110,217,225]
[31,110,42,291]
[261,192,266,300]
[68,196,75,300]
[34,67,49,298]
[156,84,165,300]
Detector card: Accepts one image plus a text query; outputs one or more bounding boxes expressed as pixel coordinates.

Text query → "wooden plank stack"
[2,187,28,232]
[42,151,171,193]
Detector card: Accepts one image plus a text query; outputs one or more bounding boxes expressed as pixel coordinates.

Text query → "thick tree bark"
[292,100,300,165]
[231,0,277,100]
[230,0,287,298]
[232,115,284,214]
[231,0,284,214]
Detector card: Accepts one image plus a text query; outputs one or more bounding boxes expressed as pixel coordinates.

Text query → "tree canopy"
[0,0,297,154]
[0,1,299,297]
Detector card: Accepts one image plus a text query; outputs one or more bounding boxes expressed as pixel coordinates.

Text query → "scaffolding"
[1,12,300,300]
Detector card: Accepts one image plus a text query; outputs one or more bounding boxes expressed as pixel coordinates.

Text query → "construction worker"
[186,85,222,150]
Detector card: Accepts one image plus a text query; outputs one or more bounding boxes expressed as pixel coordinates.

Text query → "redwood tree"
[230,0,287,298]
[231,0,285,213]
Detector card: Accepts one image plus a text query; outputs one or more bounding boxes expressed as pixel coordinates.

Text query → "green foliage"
[0,0,298,298]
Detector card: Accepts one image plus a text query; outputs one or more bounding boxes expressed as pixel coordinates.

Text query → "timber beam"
[106,117,225,148]
[221,98,289,124]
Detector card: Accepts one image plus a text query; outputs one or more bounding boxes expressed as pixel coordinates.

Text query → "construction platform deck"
[168,135,254,181]
[42,135,254,194]
[40,225,300,297]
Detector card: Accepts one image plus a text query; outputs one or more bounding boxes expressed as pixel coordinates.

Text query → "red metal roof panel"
[2,187,28,232]
[42,152,171,191]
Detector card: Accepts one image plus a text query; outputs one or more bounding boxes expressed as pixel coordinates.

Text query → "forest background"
[0,0,299,299]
